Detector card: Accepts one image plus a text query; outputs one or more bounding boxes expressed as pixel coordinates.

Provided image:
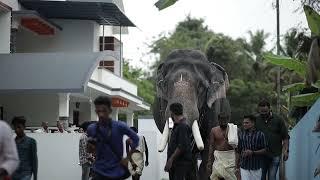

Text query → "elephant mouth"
[158,118,204,152]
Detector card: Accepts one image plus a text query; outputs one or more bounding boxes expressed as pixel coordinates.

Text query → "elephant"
[153,49,231,180]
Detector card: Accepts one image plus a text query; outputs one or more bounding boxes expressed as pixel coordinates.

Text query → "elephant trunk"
[158,79,204,151]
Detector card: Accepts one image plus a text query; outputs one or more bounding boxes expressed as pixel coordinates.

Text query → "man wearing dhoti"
[126,127,149,180]
[207,112,239,180]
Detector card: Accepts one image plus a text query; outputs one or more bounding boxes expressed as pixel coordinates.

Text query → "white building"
[0,0,149,128]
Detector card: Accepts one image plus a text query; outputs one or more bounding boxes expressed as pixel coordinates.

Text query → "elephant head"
[153,49,229,152]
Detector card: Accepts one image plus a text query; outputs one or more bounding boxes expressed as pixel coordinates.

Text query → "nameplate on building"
[112,98,129,107]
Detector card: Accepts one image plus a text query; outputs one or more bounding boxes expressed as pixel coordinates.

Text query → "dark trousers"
[261,156,280,180]
[169,163,192,180]
[92,173,122,180]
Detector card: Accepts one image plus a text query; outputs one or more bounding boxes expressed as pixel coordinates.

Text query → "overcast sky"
[119,0,308,69]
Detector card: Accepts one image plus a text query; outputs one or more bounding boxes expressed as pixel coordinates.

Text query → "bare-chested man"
[207,113,239,180]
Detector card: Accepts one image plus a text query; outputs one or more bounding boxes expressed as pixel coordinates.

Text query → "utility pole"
[276,2,286,180]
[276,0,281,115]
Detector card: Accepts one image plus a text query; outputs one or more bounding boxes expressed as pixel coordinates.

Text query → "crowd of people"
[166,100,289,180]
[0,96,289,180]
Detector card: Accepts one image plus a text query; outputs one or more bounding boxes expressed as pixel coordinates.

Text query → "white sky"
[119,0,308,69]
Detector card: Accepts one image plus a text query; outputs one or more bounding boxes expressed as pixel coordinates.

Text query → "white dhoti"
[128,151,144,176]
[240,168,262,180]
[210,150,237,180]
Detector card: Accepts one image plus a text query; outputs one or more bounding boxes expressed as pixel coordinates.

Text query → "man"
[11,117,38,180]
[35,122,49,133]
[255,100,289,180]
[56,121,67,133]
[164,103,193,180]
[79,121,95,180]
[207,112,237,180]
[126,127,149,180]
[236,115,267,180]
[87,96,139,180]
[0,120,19,180]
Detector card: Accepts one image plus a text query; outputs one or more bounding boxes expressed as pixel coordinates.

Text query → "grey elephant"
[153,49,231,180]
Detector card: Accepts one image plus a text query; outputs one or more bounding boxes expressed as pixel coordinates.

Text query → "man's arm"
[0,123,19,177]
[144,136,149,166]
[243,132,267,157]
[235,129,242,169]
[125,139,131,155]
[164,147,182,172]
[31,139,38,180]
[86,125,97,154]
[165,125,189,172]
[121,124,139,167]
[121,124,139,150]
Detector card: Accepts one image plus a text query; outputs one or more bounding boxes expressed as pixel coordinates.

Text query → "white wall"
[27,133,82,180]
[0,94,59,126]
[100,25,114,36]
[16,20,99,53]
[138,118,169,180]
[0,11,11,53]
[0,0,20,10]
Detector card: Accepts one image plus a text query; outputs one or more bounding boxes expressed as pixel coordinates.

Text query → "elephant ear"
[153,62,169,133]
[206,62,230,108]
[155,62,167,98]
[152,97,168,133]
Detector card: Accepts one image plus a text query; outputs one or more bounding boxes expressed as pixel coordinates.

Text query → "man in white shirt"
[0,120,19,179]
[35,122,49,133]
[55,121,68,133]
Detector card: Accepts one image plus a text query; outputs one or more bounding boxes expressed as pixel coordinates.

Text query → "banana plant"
[263,5,320,108]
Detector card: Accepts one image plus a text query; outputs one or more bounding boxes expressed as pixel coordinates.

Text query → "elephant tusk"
[158,119,169,152]
[192,120,204,150]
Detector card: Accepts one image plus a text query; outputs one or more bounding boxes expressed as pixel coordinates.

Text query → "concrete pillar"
[112,108,119,121]
[0,11,11,53]
[126,111,134,127]
[58,93,70,129]
[90,102,98,121]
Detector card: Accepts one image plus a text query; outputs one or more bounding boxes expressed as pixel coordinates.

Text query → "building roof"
[18,0,135,26]
[0,51,119,93]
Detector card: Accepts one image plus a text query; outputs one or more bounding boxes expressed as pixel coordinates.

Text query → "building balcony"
[91,67,137,96]
[99,36,121,51]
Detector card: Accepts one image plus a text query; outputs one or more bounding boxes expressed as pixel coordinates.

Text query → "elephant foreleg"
[198,144,210,180]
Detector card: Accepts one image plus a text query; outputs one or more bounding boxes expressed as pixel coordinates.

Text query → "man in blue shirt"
[87,96,139,180]
[11,117,38,180]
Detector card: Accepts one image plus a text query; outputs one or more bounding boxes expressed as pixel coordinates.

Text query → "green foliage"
[314,80,320,88]
[282,83,306,93]
[149,16,285,122]
[263,53,307,77]
[151,16,213,69]
[291,92,320,107]
[247,30,270,61]
[123,61,155,115]
[228,79,276,124]
[205,34,253,80]
[304,5,320,36]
